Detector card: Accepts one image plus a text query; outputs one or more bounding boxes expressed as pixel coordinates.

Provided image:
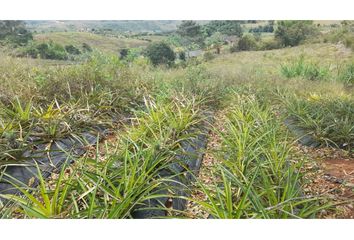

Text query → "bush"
[275,21,316,47]
[237,34,257,51]
[178,51,186,61]
[203,51,215,61]
[24,42,68,60]
[229,43,238,53]
[119,48,129,59]
[144,42,175,66]
[259,38,282,50]
[82,43,92,52]
[125,47,143,62]
[65,45,81,55]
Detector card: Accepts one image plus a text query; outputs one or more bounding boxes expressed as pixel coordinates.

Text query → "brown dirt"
[297,145,354,218]
[185,111,354,219]
[184,111,225,219]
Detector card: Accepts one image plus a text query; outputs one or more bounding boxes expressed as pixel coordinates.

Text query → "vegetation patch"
[281,93,354,150]
[196,93,326,218]
[280,57,330,81]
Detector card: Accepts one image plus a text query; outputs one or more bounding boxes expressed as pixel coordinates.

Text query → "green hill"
[33,31,149,54]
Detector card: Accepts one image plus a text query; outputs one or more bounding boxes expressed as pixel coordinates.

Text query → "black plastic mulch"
[284,117,321,147]
[0,126,109,197]
[132,113,213,218]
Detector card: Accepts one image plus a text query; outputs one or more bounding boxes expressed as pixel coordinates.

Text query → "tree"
[202,21,243,37]
[144,42,175,66]
[0,20,32,45]
[205,32,225,54]
[177,20,202,38]
[176,21,204,48]
[275,21,316,47]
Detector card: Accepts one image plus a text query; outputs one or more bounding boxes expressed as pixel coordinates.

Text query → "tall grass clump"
[197,92,326,218]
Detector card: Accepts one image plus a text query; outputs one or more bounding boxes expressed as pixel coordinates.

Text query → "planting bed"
[0,127,108,196]
[132,113,212,218]
[284,117,321,147]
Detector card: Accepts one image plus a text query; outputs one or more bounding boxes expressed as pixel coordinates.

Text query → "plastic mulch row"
[0,113,212,219]
[0,126,108,197]
[284,117,321,147]
[132,113,212,218]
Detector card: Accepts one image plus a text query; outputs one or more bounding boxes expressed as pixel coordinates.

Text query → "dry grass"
[34,32,149,54]
[205,43,353,96]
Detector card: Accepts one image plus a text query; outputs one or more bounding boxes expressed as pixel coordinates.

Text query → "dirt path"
[184,111,225,219]
[184,109,354,219]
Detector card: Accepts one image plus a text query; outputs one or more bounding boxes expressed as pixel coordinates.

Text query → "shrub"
[65,45,81,55]
[203,51,214,61]
[237,34,257,51]
[82,43,92,52]
[119,48,129,59]
[144,42,175,66]
[178,51,186,61]
[24,42,68,60]
[229,43,239,53]
[125,47,143,62]
[259,38,282,50]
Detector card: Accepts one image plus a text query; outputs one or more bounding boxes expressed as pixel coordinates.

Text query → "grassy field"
[34,32,150,54]
[0,28,353,219]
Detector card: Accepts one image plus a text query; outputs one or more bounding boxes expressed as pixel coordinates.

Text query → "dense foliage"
[177,20,202,37]
[202,20,243,37]
[23,41,68,60]
[275,20,316,47]
[237,34,257,51]
[0,20,33,46]
[144,42,175,66]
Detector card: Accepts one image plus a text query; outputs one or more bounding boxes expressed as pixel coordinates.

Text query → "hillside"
[33,31,150,54]
[26,20,183,33]
[0,20,353,220]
